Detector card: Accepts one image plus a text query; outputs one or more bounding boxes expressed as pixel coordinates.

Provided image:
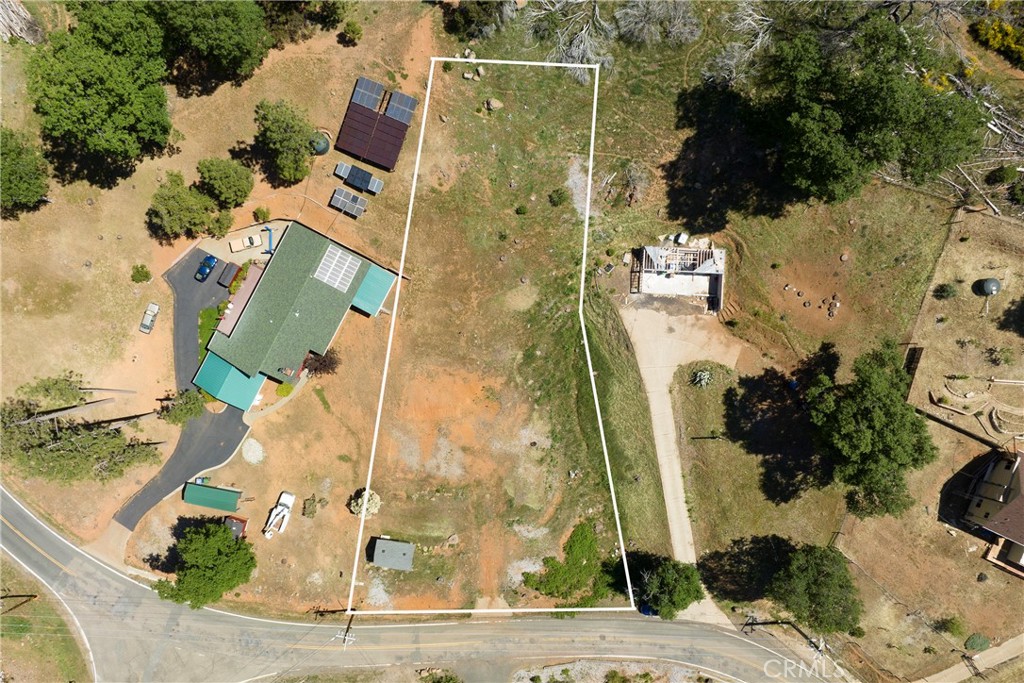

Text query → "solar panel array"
[352,77,385,110]
[329,187,367,218]
[384,91,418,126]
[314,244,360,293]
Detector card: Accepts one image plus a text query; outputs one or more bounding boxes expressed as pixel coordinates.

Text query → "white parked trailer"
[262,491,296,539]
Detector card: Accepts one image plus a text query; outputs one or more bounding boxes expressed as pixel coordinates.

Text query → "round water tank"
[983,278,1002,295]
[310,132,330,156]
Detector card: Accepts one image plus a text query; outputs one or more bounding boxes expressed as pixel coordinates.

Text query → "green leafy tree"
[754,12,983,202]
[808,340,937,518]
[1,127,50,214]
[160,390,207,426]
[156,1,272,81]
[440,1,505,39]
[642,560,704,620]
[69,0,167,83]
[131,264,152,283]
[28,31,170,164]
[254,99,315,185]
[147,172,218,240]
[312,0,349,29]
[155,521,256,608]
[197,158,254,208]
[768,545,862,633]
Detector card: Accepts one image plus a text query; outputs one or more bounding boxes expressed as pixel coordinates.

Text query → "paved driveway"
[166,248,229,390]
[112,249,249,531]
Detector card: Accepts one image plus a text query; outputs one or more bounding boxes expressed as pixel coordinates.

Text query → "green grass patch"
[0,557,91,682]
[671,361,846,554]
[198,307,219,363]
[313,385,331,413]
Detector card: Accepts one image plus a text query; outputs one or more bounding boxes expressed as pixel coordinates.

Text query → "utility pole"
[1,589,39,615]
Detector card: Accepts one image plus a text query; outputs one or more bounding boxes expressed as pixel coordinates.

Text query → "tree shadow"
[144,515,219,573]
[723,342,840,503]
[696,535,797,603]
[661,82,791,234]
[997,296,1024,337]
[44,137,139,189]
[604,551,664,605]
[228,139,295,189]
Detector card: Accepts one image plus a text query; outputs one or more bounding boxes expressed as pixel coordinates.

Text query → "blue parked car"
[194,255,218,282]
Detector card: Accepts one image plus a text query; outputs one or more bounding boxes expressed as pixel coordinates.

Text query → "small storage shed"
[182,483,241,512]
[370,537,415,571]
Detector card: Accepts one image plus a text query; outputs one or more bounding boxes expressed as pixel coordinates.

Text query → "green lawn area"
[198,307,219,364]
[670,361,846,555]
[0,557,92,683]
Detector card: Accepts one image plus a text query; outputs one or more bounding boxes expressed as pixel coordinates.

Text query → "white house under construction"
[631,243,726,312]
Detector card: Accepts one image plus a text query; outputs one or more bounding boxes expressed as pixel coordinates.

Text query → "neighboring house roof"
[965,451,1024,546]
[193,352,266,411]
[182,483,241,512]
[352,263,397,317]
[371,537,415,571]
[208,222,370,383]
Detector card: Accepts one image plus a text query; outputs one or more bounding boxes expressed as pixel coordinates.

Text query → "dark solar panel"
[352,77,385,110]
[346,166,373,192]
[336,84,414,172]
[384,91,418,125]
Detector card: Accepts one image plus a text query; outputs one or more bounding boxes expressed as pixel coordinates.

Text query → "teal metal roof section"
[207,222,369,383]
[352,264,396,316]
[193,352,265,411]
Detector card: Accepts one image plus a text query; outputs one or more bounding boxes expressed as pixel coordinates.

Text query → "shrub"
[275,382,294,397]
[691,369,713,387]
[515,205,528,215]
[986,347,1015,367]
[1010,181,1024,206]
[347,488,381,516]
[933,283,958,300]
[339,19,362,45]
[935,615,967,638]
[302,494,318,518]
[442,61,455,72]
[848,626,866,638]
[964,633,991,651]
[549,187,570,207]
[147,171,219,240]
[986,165,1019,185]
[305,348,340,377]
[131,264,152,283]
[971,18,1024,69]
[253,206,271,222]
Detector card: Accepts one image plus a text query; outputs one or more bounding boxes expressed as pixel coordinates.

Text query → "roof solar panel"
[384,91,418,125]
[352,77,385,110]
[314,245,360,293]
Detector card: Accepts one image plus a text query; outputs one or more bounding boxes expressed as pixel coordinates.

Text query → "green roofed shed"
[352,264,396,316]
[183,483,241,512]
[207,222,370,383]
[193,352,265,411]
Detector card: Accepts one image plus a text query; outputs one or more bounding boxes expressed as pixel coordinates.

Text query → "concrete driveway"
[111,248,249,531]
[165,248,230,390]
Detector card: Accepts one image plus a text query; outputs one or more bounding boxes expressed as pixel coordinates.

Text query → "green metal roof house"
[182,483,241,512]
[195,222,396,406]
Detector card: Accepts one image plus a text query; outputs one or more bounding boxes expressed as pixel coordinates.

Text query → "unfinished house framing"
[631,244,726,312]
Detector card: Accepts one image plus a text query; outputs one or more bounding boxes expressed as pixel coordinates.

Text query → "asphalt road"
[166,248,228,391]
[112,249,249,531]
[0,485,836,683]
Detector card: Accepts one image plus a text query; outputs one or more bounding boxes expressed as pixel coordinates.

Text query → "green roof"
[193,352,266,411]
[352,264,397,316]
[182,483,241,512]
[208,222,369,383]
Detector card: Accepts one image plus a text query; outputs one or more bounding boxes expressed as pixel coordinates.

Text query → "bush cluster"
[971,18,1024,69]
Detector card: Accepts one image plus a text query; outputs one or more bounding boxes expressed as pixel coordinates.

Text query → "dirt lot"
[906,211,1024,442]
[346,61,630,611]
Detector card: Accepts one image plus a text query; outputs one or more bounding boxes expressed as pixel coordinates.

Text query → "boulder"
[485,98,504,111]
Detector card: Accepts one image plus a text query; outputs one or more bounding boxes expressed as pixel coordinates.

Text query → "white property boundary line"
[344,57,636,615]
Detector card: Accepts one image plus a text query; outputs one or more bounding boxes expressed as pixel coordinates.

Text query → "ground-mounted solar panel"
[352,77,385,110]
[384,91,418,125]
[315,244,360,292]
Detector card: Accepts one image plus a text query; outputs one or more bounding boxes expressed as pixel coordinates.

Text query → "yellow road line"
[0,514,76,577]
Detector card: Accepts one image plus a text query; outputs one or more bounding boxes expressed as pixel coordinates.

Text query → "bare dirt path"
[617,295,750,627]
